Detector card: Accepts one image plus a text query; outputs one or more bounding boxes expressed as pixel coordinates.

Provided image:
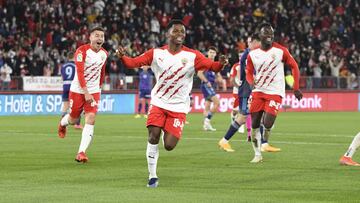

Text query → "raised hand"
[219,55,229,66]
[294,89,303,101]
[115,46,126,58]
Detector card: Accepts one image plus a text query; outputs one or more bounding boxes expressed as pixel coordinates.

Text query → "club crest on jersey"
[77,53,83,62]
[181,58,188,66]
[271,54,276,60]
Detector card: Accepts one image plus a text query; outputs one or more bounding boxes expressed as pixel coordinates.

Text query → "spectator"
[0,0,358,91]
[0,63,12,90]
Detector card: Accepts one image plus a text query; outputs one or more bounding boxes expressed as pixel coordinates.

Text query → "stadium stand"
[0,0,359,90]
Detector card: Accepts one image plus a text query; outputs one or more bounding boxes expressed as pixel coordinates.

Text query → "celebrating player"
[60,51,83,129]
[135,65,153,118]
[197,46,223,131]
[116,19,228,188]
[339,132,360,166]
[246,23,303,163]
[58,27,108,163]
[218,34,260,152]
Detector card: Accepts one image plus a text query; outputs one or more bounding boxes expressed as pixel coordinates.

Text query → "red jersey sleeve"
[245,54,255,85]
[99,61,106,87]
[282,48,300,90]
[194,50,222,72]
[230,64,238,78]
[121,49,154,68]
[74,46,87,88]
[99,48,108,87]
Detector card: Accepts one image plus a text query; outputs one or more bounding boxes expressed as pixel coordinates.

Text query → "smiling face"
[168,23,186,46]
[259,25,274,49]
[89,30,105,51]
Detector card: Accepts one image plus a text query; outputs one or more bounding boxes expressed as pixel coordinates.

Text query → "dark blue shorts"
[239,97,250,115]
[201,85,216,101]
[139,89,151,99]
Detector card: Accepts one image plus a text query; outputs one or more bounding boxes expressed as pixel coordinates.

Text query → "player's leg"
[147,125,162,187]
[261,113,281,152]
[249,93,265,163]
[74,114,83,129]
[144,91,151,118]
[58,91,84,138]
[203,100,215,131]
[61,89,70,117]
[261,94,282,152]
[162,110,185,151]
[218,96,247,152]
[204,92,217,131]
[250,111,263,163]
[145,105,166,187]
[218,114,246,152]
[75,92,100,163]
[208,94,219,126]
[246,115,252,142]
[231,94,239,121]
[340,132,360,166]
[135,92,144,118]
[202,85,216,131]
[62,102,69,117]
[201,85,210,118]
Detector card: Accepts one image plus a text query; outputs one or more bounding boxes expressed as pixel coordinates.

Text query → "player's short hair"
[166,19,185,31]
[259,22,273,31]
[67,51,74,59]
[208,46,218,53]
[89,26,105,34]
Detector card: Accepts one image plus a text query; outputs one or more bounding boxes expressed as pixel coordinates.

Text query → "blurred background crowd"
[0,0,359,90]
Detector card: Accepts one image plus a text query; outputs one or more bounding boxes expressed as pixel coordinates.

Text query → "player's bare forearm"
[197,71,207,82]
[117,47,153,69]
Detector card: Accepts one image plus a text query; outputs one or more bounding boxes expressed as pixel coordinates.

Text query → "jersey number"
[65,66,73,79]
[173,118,184,129]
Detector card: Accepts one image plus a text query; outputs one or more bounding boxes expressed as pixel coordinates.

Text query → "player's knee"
[263,122,273,129]
[148,135,160,144]
[235,114,246,124]
[164,143,175,151]
[85,113,96,125]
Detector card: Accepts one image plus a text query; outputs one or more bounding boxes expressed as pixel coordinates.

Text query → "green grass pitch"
[1,112,360,202]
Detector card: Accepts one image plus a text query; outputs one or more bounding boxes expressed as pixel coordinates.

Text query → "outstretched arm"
[116,46,153,69]
[194,51,228,72]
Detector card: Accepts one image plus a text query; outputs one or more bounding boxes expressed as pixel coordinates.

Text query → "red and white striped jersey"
[71,44,108,94]
[121,45,223,113]
[230,63,240,94]
[246,42,299,98]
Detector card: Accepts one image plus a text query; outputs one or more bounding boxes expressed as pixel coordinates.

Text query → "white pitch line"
[0,131,350,146]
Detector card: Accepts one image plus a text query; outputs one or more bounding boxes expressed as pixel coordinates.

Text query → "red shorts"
[69,91,101,118]
[232,94,239,109]
[146,105,186,139]
[249,92,282,116]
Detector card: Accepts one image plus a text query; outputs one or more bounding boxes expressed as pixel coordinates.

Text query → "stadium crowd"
[0,0,359,90]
